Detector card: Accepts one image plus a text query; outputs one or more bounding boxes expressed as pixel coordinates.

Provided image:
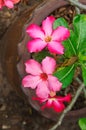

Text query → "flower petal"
[26,24,45,39]
[4,0,14,8]
[57,94,71,102]
[48,41,64,54]
[42,16,55,36]
[27,39,47,53]
[53,100,65,112]
[41,99,52,110]
[42,56,56,74]
[25,59,43,75]
[0,0,4,8]
[36,81,50,98]
[48,75,62,91]
[52,26,70,41]
[22,75,41,89]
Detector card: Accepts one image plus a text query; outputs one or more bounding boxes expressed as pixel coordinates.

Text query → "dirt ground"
[0,0,83,130]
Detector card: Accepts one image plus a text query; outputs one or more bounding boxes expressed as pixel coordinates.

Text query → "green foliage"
[54,65,75,88]
[53,17,69,29]
[53,14,86,88]
[32,49,52,62]
[81,64,86,86]
[53,17,77,58]
[78,118,86,130]
[74,15,86,86]
[63,30,77,57]
[79,49,86,61]
[79,49,86,86]
[73,14,86,52]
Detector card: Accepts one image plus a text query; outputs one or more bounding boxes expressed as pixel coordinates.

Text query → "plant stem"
[75,0,80,14]
[76,78,86,98]
[65,0,86,10]
[49,78,85,130]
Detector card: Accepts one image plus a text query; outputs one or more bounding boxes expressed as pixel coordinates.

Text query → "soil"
[0,1,86,130]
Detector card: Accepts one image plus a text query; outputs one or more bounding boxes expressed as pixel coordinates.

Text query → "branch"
[49,78,85,130]
[75,0,80,14]
[65,0,86,10]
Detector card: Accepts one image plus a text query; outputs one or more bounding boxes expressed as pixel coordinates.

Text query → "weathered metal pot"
[0,0,86,128]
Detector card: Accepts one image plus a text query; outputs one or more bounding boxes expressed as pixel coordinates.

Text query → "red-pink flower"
[26,16,70,54]
[22,56,62,98]
[0,0,20,9]
[33,92,71,112]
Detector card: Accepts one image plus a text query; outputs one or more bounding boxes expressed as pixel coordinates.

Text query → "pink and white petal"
[57,94,71,102]
[22,75,41,89]
[36,81,50,99]
[41,56,56,74]
[41,99,52,110]
[27,39,47,53]
[46,99,53,107]
[48,41,64,54]
[25,59,43,75]
[52,26,70,41]
[26,24,45,39]
[42,16,55,36]
[4,0,14,8]
[0,5,2,9]
[48,75,62,91]
[53,100,65,112]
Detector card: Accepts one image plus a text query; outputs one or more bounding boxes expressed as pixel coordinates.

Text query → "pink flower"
[33,92,71,112]
[26,16,70,54]
[22,56,62,98]
[0,0,20,9]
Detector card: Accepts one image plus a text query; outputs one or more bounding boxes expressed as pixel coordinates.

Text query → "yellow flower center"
[45,36,52,42]
[50,91,56,97]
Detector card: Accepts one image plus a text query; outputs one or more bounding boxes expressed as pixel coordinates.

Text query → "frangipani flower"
[33,92,71,112]
[0,0,20,9]
[22,56,62,98]
[26,16,70,54]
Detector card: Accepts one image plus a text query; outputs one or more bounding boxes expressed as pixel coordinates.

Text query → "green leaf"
[78,118,86,130]
[73,14,86,52]
[54,65,75,88]
[79,49,86,86]
[63,30,77,57]
[53,17,77,57]
[53,17,69,29]
[81,63,86,86]
[32,49,52,62]
[79,49,86,61]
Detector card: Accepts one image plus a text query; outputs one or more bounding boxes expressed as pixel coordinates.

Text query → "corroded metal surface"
[0,3,40,98]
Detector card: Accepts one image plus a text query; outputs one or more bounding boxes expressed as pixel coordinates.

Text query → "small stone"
[0,104,6,111]
[5,115,8,118]
[59,7,66,13]
[4,12,11,18]
[2,125,11,129]
[10,115,22,125]
[22,121,27,125]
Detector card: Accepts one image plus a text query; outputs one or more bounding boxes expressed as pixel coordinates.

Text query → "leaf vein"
[68,38,77,55]
[60,65,75,81]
